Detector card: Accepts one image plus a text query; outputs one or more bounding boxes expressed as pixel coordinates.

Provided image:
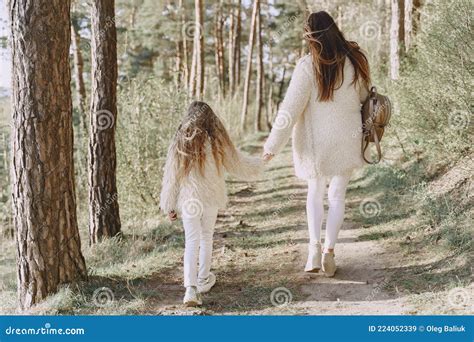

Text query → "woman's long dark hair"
[304,11,371,101]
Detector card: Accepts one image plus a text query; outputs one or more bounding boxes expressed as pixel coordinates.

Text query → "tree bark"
[235,0,242,87]
[390,0,400,80]
[10,0,87,309]
[179,0,189,88]
[214,1,226,97]
[276,65,286,110]
[89,0,121,243]
[398,0,405,50]
[254,0,263,132]
[266,45,274,130]
[195,0,205,99]
[71,22,87,125]
[228,1,235,93]
[405,0,422,51]
[240,0,258,131]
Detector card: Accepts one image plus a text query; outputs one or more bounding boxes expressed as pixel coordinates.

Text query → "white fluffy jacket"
[264,55,369,179]
[160,143,262,214]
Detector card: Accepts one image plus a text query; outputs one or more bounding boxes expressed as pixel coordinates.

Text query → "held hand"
[262,152,274,162]
[168,211,178,221]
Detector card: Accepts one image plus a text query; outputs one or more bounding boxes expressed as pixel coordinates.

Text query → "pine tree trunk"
[189,35,197,96]
[406,0,422,50]
[276,66,286,110]
[254,0,263,132]
[228,1,235,93]
[266,45,274,130]
[240,0,258,131]
[398,0,405,50]
[214,1,226,97]
[195,0,205,99]
[71,23,87,125]
[180,0,190,89]
[89,0,121,243]
[10,0,87,309]
[404,0,413,51]
[412,0,422,35]
[235,0,242,87]
[175,40,183,86]
[390,0,400,80]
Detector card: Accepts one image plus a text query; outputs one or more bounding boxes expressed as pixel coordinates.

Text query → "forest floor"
[137,137,471,315]
[0,135,471,315]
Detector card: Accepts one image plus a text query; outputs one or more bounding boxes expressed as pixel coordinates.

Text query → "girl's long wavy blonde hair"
[304,11,371,101]
[170,101,237,181]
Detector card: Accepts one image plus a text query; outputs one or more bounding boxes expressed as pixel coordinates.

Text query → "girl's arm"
[263,56,312,156]
[225,148,264,181]
[159,144,180,214]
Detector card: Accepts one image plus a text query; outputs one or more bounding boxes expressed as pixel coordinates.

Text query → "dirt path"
[146,141,420,315]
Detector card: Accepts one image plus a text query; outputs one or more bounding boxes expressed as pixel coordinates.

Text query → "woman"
[263,11,370,277]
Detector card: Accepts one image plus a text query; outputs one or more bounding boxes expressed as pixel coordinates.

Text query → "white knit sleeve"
[225,148,263,181]
[159,144,180,213]
[263,57,312,155]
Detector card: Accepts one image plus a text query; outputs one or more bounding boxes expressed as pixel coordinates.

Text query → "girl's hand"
[262,152,274,162]
[168,211,178,221]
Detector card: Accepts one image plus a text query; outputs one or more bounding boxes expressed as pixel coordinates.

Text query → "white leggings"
[306,175,351,249]
[181,206,218,287]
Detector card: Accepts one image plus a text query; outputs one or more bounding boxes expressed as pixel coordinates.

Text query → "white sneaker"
[304,242,322,272]
[322,252,336,277]
[183,286,202,307]
[197,272,216,293]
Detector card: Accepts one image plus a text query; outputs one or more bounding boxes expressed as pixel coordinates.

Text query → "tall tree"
[404,0,422,51]
[89,0,121,243]
[228,1,236,93]
[390,0,401,80]
[71,20,87,127]
[189,0,205,98]
[192,0,205,98]
[254,0,264,132]
[234,0,242,87]
[9,0,87,309]
[240,0,258,131]
[179,0,190,88]
[214,0,226,97]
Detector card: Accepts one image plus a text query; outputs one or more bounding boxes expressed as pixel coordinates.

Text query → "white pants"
[306,175,351,249]
[181,206,218,287]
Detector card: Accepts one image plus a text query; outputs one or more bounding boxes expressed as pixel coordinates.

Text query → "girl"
[160,101,263,307]
[263,11,371,277]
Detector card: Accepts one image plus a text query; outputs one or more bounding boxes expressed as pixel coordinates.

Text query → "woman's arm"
[263,57,313,156]
[159,144,180,215]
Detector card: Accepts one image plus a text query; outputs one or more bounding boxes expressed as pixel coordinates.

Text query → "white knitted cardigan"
[160,143,263,214]
[264,55,369,179]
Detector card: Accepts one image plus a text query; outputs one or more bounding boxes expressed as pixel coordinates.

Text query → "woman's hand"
[262,152,274,162]
[168,211,178,221]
